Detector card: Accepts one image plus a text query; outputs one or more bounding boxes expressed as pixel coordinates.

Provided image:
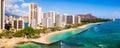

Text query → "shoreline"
[0,22,103,48]
[0,37,31,48]
[32,22,102,44]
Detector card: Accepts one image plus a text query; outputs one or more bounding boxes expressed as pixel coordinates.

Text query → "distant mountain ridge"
[76,14,98,19]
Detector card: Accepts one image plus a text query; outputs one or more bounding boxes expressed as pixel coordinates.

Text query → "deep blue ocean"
[15,19,120,48]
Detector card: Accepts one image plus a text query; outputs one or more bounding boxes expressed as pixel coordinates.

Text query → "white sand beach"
[32,23,102,44]
[0,37,30,48]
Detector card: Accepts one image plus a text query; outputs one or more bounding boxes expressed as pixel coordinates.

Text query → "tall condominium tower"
[47,11,55,27]
[13,17,24,30]
[62,14,67,27]
[74,15,81,24]
[37,7,42,25]
[0,0,5,30]
[66,15,75,25]
[29,3,38,28]
[55,12,62,27]
[41,12,47,27]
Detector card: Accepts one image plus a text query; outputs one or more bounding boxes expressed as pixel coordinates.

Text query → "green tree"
[0,29,13,38]
[42,27,48,33]
[72,24,80,28]
[50,27,57,31]
[13,27,40,38]
[65,25,72,29]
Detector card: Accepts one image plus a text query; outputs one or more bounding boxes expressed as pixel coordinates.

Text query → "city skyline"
[5,0,120,18]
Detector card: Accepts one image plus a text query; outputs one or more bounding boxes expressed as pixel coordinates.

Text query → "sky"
[5,0,120,18]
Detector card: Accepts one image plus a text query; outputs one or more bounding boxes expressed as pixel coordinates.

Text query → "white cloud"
[5,4,27,16]
[38,7,42,11]
[14,4,19,9]
[5,0,24,4]
[21,3,30,8]
[5,0,28,16]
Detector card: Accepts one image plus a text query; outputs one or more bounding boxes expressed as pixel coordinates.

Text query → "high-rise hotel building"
[66,15,74,24]
[13,17,24,30]
[66,15,81,25]
[0,0,5,31]
[38,7,42,25]
[41,11,56,28]
[29,3,38,28]
[74,15,81,24]
[41,12,47,27]
[47,11,55,27]
[62,14,67,27]
[55,12,62,27]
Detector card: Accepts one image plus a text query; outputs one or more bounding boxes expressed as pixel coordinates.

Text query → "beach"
[0,37,31,48]
[0,23,101,48]
[32,23,102,44]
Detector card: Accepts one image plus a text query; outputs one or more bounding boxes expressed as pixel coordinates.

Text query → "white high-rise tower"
[47,11,55,27]
[29,3,38,28]
[37,7,42,25]
[0,0,5,31]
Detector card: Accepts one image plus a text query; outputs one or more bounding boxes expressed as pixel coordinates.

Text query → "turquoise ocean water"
[15,19,120,48]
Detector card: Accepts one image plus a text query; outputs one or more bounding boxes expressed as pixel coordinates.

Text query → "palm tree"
[0,29,13,38]
[42,27,48,33]
[65,25,72,29]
